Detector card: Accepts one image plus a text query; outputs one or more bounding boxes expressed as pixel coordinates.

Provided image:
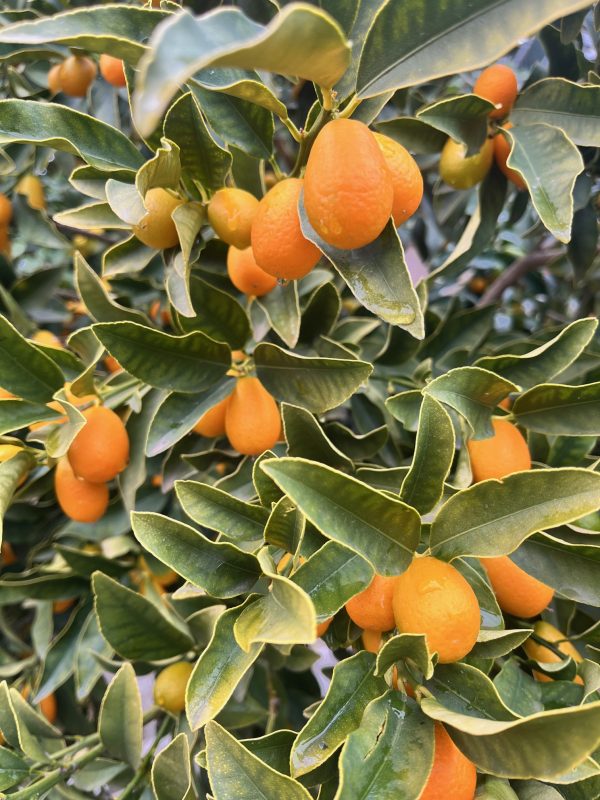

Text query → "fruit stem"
[289,105,332,178]
[337,94,362,119]
[7,742,105,799]
[279,114,302,143]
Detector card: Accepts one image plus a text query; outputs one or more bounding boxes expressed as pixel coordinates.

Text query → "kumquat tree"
[1,0,600,797]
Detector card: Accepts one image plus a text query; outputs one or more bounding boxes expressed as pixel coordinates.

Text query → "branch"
[476,245,563,308]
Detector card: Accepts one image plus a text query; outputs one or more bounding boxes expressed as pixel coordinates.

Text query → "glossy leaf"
[292,540,374,620]
[206,721,312,800]
[291,651,386,776]
[0,399,61,434]
[186,602,263,730]
[471,629,533,660]
[512,78,600,146]
[336,693,434,800]
[254,343,372,414]
[426,663,519,722]
[0,315,64,402]
[176,277,250,350]
[299,211,424,337]
[92,321,230,393]
[430,469,600,559]
[417,94,495,154]
[375,633,433,680]
[507,123,584,243]
[92,571,193,660]
[424,366,517,438]
[421,695,600,780]
[98,664,142,769]
[152,733,192,800]
[75,254,148,325]
[257,281,301,350]
[134,5,350,136]
[176,480,268,544]
[261,457,420,575]
[0,100,143,172]
[282,402,353,472]
[400,395,455,515]
[356,0,593,98]
[475,318,598,390]
[131,512,262,598]
[512,382,600,436]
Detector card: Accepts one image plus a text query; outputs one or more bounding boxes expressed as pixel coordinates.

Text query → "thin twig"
[476,245,563,307]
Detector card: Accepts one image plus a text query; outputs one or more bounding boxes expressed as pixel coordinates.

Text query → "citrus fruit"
[133,188,184,249]
[193,395,230,438]
[58,55,97,97]
[440,137,494,189]
[39,693,58,724]
[473,64,518,119]
[31,329,62,348]
[67,405,130,483]
[153,662,194,713]
[345,574,397,631]
[468,276,487,294]
[393,556,480,664]
[54,458,109,523]
[494,124,526,190]
[0,388,14,400]
[524,620,583,684]
[420,723,477,800]
[467,418,531,482]
[53,598,76,614]
[373,132,423,226]
[251,177,321,280]
[277,553,306,574]
[227,245,277,297]
[105,355,122,373]
[0,444,28,486]
[16,175,46,211]
[139,556,178,588]
[225,376,280,456]
[0,193,12,225]
[317,618,332,638]
[48,63,62,94]
[362,629,382,653]
[304,118,393,249]
[208,187,259,249]
[99,54,126,88]
[481,556,554,618]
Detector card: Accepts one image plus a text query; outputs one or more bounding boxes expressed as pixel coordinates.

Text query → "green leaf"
[512,382,600,436]
[103,235,155,277]
[92,571,193,660]
[299,212,424,337]
[336,693,434,800]
[375,117,447,154]
[375,633,433,679]
[430,468,600,560]
[264,496,305,552]
[0,399,61,434]
[0,6,163,61]
[134,5,350,136]
[192,67,287,117]
[54,201,130,232]
[299,281,341,343]
[472,629,534,660]
[510,531,600,606]
[399,395,455,515]
[0,100,143,172]
[234,576,316,651]
[257,281,301,350]
[291,541,374,621]
[175,480,269,544]
[455,559,504,631]
[261,457,420,575]
[356,0,593,99]
[512,78,600,147]
[35,604,90,702]
[186,602,263,730]
[431,170,507,280]
[424,366,517,438]
[506,123,584,243]
[190,84,274,160]
[152,733,192,800]
[281,402,353,472]
[417,94,495,154]
[146,379,234,456]
[98,664,142,769]
[92,321,230,393]
[74,253,148,325]
[421,695,600,780]
[76,613,113,701]
[164,92,232,194]
[131,512,261,598]
[206,721,312,800]
[291,651,386,776]
[475,318,598,391]
[426,663,519,722]
[0,746,29,792]
[177,277,250,350]
[0,315,64,402]
[254,343,372,414]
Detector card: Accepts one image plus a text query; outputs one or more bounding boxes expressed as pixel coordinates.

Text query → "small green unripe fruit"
[439,137,494,190]
[153,662,193,713]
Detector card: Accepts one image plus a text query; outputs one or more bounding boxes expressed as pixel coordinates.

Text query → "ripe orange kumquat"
[473,63,518,119]
[345,574,397,632]
[481,556,554,618]
[373,132,423,226]
[419,723,477,800]
[208,187,259,249]
[67,405,130,483]
[227,246,277,297]
[467,418,531,482]
[224,376,280,456]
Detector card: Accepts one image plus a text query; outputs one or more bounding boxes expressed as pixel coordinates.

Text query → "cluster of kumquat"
[48,52,126,96]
